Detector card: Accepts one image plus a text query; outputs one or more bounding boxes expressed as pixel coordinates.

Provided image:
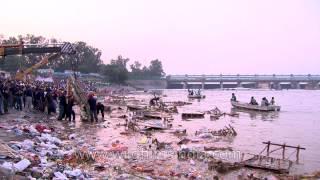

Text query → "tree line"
[0,34,165,84]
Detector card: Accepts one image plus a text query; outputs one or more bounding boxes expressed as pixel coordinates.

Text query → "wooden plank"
[262,142,306,150]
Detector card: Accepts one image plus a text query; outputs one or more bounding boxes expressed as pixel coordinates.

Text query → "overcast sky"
[1,0,320,75]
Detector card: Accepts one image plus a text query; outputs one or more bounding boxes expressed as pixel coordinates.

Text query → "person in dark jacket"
[97,102,105,120]
[16,87,23,111]
[2,86,9,113]
[88,94,98,122]
[46,89,55,115]
[66,95,75,122]
[0,85,3,115]
[57,91,67,120]
[24,86,33,111]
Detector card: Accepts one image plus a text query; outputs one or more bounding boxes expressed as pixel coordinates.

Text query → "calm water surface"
[161,89,320,174]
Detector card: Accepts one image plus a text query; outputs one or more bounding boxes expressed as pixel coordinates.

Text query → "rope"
[285,149,297,161]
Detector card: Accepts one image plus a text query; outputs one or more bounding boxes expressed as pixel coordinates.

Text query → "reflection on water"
[160,89,320,174]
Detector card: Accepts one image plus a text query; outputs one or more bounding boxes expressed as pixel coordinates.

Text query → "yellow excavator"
[0,41,75,80]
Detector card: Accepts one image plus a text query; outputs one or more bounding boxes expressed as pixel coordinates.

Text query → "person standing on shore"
[97,102,105,120]
[24,85,33,111]
[46,89,55,115]
[66,94,75,122]
[88,93,98,122]
[0,84,4,115]
[57,90,67,120]
[16,86,23,111]
[2,86,9,114]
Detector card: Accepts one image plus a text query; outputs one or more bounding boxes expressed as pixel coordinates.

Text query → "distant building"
[64,70,81,75]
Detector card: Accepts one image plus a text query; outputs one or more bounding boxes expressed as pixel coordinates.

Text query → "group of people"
[231,93,275,106]
[0,79,61,115]
[188,89,201,96]
[0,78,105,122]
[250,97,275,106]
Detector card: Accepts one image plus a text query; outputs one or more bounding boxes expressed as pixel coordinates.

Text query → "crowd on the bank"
[0,78,104,122]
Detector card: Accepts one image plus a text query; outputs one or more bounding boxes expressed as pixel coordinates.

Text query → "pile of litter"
[0,122,91,179]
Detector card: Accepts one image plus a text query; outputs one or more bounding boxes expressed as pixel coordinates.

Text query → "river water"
[160,89,320,174]
[76,89,320,176]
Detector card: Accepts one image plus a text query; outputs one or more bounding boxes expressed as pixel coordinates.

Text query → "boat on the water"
[231,101,281,112]
[187,95,206,99]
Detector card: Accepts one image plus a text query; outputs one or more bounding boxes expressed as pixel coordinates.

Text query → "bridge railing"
[167,74,320,81]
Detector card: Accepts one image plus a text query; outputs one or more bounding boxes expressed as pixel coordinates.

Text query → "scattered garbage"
[1,159,31,172]
[68,134,76,140]
[54,172,68,180]
[14,159,31,172]
[196,124,237,137]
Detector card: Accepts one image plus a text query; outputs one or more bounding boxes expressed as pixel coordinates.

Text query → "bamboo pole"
[282,143,286,160]
[266,141,270,157]
[296,145,300,163]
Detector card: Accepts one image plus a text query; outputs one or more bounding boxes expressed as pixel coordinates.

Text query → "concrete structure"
[166,74,320,89]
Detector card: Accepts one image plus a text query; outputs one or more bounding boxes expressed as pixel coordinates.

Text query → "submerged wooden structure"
[241,141,305,174]
[182,112,205,119]
[188,95,206,99]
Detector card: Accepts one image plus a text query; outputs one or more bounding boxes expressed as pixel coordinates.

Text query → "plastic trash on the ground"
[14,159,31,172]
[54,172,68,180]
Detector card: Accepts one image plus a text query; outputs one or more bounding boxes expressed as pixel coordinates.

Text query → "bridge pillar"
[272,82,281,90]
[237,81,242,88]
[307,81,318,89]
[267,82,272,89]
[220,82,223,89]
[183,82,188,89]
[291,82,300,89]
[201,81,205,89]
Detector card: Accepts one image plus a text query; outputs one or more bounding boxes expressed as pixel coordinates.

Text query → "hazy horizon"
[1,0,320,75]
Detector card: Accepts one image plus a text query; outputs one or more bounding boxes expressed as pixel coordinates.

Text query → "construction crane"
[0,42,76,80]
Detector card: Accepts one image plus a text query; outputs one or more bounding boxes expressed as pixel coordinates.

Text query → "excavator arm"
[15,53,61,80]
[0,42,75,57]
[0,42,76,80]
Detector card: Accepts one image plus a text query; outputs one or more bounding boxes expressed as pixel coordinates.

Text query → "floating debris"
[181,112,205,119]
[195,124,237,137]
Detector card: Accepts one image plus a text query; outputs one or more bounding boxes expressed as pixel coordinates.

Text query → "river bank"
[0,90,320,179]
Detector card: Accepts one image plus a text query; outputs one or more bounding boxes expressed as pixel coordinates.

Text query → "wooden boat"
[231,101,281,112]
[187,95,206,99]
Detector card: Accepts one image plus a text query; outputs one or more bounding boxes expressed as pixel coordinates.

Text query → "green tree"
[130,61,142,78]
[148,59,165,77]
[102,55,129,84]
